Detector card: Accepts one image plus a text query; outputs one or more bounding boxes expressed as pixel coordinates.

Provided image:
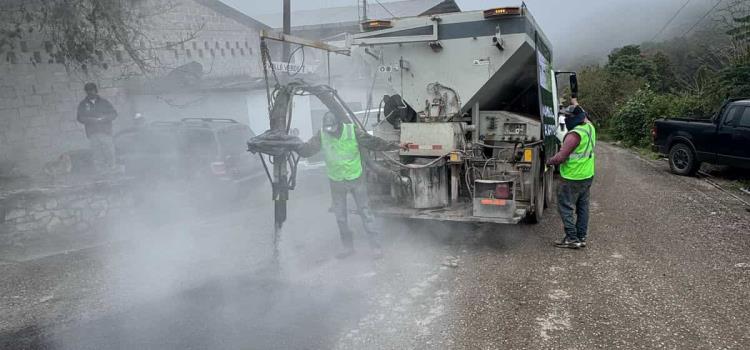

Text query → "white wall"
[246,91,270,135]
[246,91,313,141]
[290,96,313,141]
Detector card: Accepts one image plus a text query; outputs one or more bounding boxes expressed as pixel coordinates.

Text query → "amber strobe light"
[361,20,393,31]
[483,7,522,18]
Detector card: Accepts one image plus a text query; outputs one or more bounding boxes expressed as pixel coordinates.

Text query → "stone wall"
[0,0,265,176]
[0,179,135,245]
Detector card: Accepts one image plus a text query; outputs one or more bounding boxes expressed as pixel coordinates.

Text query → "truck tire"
[668,143,700,176]
[526,170,546,224]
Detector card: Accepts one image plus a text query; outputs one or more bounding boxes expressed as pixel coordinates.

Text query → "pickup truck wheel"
[669,143,699,176]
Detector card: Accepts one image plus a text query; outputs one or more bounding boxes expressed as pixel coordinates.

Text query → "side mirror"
[569,74,579,98]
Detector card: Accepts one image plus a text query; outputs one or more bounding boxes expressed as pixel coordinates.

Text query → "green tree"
[651,52,676,93]
[577,62,645,128]
[720,0,750,63]
[610,87,661,147]
[718,63,750,97]
[607,45,656,82]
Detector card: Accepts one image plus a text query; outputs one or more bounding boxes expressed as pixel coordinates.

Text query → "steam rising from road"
[2,1,728,348]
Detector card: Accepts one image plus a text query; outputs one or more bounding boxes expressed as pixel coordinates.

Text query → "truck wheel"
[668,143,699,176]
[526,173,545,224]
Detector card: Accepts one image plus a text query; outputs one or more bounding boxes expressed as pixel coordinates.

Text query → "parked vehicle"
[652,98,750,175]
[115,121,182,179]
[115,118,262,200]
[178,118,261,200]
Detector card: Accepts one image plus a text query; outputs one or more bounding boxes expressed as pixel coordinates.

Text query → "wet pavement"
[1,143,749,349]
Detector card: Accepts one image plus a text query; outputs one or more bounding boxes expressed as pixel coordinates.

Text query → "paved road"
[446,144,750,349]
[1,143,749,349]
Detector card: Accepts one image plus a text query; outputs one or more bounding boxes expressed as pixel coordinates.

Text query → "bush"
[577,65,645,128]
[608,86,715,148]
[668,93,712,118]
[610,88,655,146]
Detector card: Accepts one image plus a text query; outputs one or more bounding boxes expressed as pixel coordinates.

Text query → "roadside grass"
[599,128,661,160]
[737,179,750,193]
[609,142,661,160]
[633,146,662,160]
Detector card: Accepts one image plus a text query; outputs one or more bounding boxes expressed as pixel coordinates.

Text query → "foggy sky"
[222,0,719,68]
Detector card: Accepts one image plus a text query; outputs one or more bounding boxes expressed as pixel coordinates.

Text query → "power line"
[683,0,725,37]
[374,0,397,18]
[651,0,692,41]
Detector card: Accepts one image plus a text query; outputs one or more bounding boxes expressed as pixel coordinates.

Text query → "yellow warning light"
[483,7,522,18]
[449,151,461,162]
[523,148,533,163]
[361,20,393,31]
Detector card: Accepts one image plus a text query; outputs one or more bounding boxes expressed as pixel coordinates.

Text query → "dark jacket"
[77,96,117,137]
[297,127,397,158]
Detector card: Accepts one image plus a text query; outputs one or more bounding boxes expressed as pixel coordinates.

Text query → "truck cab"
[653,99,750,175]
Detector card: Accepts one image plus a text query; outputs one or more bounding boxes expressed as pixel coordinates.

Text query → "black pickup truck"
[652,99,750,175]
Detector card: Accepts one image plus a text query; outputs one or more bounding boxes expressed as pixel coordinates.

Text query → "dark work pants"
[89,133,115,172]
[329,177,380,250]
[557,177,594,242]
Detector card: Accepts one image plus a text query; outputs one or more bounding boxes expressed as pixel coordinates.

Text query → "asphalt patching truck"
[249,4,577,229]
[348,4,576,224]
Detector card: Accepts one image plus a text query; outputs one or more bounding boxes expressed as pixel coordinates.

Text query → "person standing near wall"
[76,83,118,174]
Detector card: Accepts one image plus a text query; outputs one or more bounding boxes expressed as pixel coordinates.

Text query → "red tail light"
[210,162,227,176]
[651,126,657,140]
[495,183,511,199]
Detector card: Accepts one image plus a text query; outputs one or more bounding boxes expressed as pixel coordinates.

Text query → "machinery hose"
[379,151,447,169]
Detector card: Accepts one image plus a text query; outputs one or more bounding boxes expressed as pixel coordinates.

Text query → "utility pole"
[283,0,291,61]
[362,0,368,21]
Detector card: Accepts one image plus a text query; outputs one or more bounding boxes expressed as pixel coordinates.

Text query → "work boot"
[335,246,355,259]
[554,238,581,249]
[579,238,587,248]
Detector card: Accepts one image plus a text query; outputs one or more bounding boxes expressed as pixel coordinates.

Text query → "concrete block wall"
[0,60,130,176]
[0,0,265,176]
[145,0,263,80]
[0,179,135,245]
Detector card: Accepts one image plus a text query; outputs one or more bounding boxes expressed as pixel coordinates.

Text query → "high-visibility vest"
[560,122,596,180]
[320,123,363,181]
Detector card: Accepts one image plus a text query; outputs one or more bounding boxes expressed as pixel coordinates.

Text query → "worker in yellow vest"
[297,113,398,259]
[547,105,596,249]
